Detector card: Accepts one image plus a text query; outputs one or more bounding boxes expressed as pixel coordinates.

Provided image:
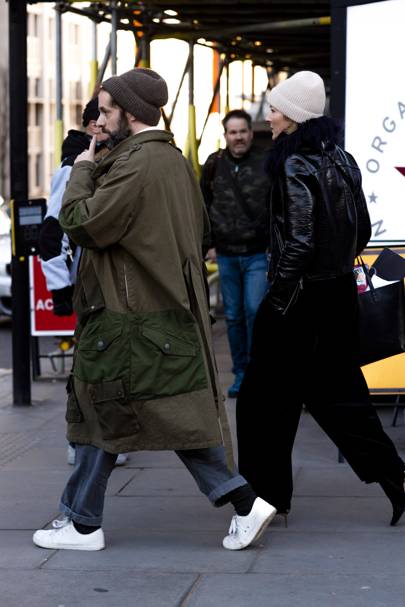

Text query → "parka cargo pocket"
[130,318,208,400]
[65,375,83,423]
[75,310,130,384]
[90,379,139,441]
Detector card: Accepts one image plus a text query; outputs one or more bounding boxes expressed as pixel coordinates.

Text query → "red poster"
[30,256,76,336]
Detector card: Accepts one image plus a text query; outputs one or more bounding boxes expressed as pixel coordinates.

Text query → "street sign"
[29,255,76,336]
[345,0,405,245]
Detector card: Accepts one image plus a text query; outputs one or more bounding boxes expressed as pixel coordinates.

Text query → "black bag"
[358,259,405,366]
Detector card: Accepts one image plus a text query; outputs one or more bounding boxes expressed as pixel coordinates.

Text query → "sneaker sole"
[33,539,105,551]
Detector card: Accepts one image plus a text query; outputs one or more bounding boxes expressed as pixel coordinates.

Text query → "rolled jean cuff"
[209,475,247,506]
[59,501,102,527]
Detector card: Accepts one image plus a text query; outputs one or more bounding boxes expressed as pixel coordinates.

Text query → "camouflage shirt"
[200,145,271,256]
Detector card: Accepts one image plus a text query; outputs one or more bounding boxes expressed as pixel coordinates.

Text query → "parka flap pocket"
[89,378,126,403]
[89,379,140,441]
[79,325,123,352]
[141,327,196,357]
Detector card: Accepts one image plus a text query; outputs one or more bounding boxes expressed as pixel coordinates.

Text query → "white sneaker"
[115,453,128,466]
[222,497,277,550]
[33,519,105,551]
[67,444,76,465]
[67,446,128,467]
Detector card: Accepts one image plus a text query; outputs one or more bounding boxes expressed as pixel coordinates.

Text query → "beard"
[104,110,131,149]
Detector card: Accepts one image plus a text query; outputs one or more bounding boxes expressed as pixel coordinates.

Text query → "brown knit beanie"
[101,68,168,126]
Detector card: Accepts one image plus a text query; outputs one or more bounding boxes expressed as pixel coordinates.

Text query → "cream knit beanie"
[268,71,326,124]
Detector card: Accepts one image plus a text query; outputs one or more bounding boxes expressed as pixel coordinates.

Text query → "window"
[69,23,80,45]
[34,153,43,189]
[34,78,42,98]
[33,103,43,128]
[28,14,40,38]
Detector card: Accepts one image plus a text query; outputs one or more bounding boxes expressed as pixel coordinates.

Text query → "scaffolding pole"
[184,41,200,177]
[55,3,63,167]
[89,19,98,96]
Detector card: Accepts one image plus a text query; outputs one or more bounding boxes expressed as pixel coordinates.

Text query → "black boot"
[379,475,405,526]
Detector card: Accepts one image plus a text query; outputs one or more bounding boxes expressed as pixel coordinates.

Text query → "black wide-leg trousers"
[236,273,404,511]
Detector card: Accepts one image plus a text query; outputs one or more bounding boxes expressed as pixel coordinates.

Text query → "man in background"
[200,110,270,398]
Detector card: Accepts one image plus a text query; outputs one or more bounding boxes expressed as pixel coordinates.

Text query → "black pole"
[330,0,347,140]
[8,0,31,406]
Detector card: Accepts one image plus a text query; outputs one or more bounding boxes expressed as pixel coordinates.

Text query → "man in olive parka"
[33,68,275,552]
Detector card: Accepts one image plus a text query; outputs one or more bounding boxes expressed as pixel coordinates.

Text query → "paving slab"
[187,573,405,607]
[0,531,56,569]
[41,529,257,574]
[0,469,72,497]
[119,467,202,497]
[0,570,197,607]
[100,496,232,532]
[294,465,383,497]
[0,497,59,530]
[275,496,398,531]
[253,530,405,575]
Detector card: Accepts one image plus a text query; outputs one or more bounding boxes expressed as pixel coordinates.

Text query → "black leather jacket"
[268,142,371,314]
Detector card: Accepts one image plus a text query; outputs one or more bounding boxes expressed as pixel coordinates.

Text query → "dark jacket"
[200,145,270,256]
[267,117,371,314]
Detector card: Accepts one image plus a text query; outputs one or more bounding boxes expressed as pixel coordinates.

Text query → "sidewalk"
[0,320,405,607]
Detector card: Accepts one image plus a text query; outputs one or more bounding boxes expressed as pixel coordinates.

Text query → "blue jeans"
[60,444,247,526]
[217,253,268,377]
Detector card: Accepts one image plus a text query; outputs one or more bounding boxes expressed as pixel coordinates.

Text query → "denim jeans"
[60,444,247,526]
[217,252,268,378]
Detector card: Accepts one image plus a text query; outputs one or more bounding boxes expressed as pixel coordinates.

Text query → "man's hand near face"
[74,135,97,164]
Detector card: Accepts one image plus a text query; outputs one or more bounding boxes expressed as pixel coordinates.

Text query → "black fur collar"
[265,116,343,178]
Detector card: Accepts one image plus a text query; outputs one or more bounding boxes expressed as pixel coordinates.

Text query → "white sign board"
[345,0,405,244]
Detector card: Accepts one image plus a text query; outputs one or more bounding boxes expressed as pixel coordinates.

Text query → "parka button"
[164,342,171,351]
[96,339,105,350]
[117,390,123,397]
[90,305,95,311]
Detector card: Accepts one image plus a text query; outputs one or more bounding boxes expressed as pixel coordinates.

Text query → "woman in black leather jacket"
[236,71,405,526]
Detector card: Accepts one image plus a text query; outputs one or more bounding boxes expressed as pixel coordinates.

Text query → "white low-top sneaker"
[222,497,277,550]
[115,453,128,466]
[67,444,76,466]
[33,519,105,551]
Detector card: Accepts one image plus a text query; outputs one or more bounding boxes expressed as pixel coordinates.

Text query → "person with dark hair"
[39,98,109,318]
[33,68,276,552]
[38,98,128,467]
[200,109,270,399]
[236,71,405,526]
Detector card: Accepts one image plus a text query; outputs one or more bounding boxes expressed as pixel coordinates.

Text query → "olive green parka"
[59,129,230,455]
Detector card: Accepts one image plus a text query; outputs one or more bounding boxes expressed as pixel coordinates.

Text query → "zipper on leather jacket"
[282,278,303,316]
